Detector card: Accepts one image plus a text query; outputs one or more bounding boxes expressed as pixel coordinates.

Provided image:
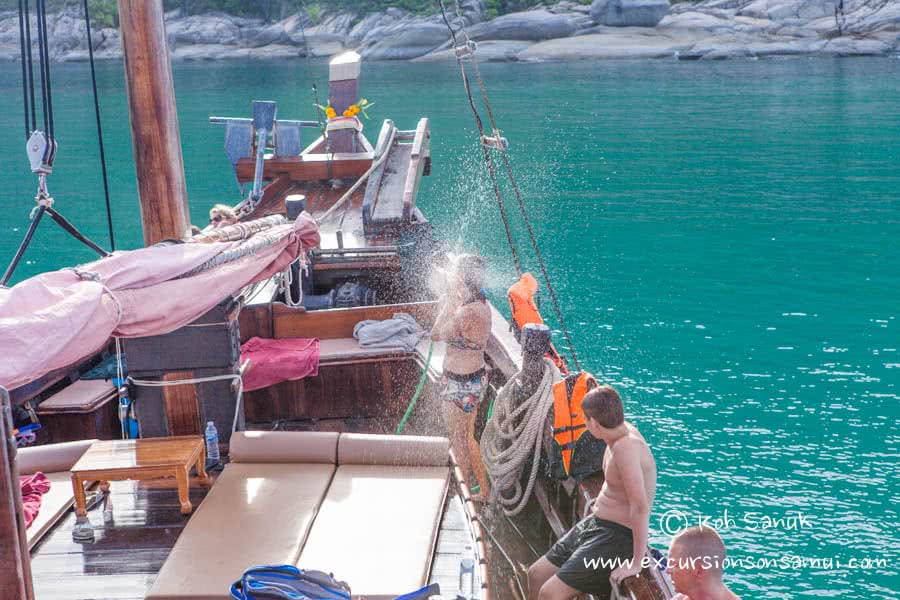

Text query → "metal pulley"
[26,130,56,175]
[454,39,477,60]
[26,130,57,209]
[480,129,509,151]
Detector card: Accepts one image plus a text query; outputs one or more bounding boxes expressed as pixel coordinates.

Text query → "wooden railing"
[402,118,430,221]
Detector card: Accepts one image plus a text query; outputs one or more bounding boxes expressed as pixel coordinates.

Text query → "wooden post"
[520,323,551,395]
[328,51,361,154]
[0,387,33,600]
[118,0,190,245]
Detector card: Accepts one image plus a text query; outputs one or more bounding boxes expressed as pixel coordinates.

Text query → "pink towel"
[20,472,51,529]
[241,337,320,392]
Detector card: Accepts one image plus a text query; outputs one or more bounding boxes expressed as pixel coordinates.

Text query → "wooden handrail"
[272,300,439,340]
[401,118,430,221]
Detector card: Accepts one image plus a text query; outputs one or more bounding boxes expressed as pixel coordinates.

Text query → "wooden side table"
[69,436,210,541]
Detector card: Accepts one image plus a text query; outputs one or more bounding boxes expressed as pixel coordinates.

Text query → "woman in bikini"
[432,255,492,501]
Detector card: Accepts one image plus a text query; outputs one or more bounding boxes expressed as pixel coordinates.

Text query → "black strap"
[1,205,46,286]
[1,206,109,287]
[553,424,586,436]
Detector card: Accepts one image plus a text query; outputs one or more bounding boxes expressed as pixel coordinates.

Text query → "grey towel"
[352,313,424,352]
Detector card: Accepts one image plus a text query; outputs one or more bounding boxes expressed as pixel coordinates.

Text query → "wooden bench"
[35,379,118,443]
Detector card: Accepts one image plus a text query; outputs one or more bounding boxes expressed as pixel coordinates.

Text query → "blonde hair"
[209,204,237,224]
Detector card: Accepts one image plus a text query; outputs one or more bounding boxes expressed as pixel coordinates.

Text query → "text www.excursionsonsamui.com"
[582,554,889,571]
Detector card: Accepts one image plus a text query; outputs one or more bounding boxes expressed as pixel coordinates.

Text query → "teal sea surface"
[1,57,898,598]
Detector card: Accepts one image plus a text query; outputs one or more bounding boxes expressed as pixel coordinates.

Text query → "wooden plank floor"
[30,480,210,600]
[430,494,482,600]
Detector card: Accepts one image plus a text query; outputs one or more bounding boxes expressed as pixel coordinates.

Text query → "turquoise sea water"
[1,57,898,597]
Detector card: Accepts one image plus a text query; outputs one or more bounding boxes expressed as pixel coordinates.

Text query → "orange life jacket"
[545,371,606,481]
[507,273,568,374]
[508,272,544,328]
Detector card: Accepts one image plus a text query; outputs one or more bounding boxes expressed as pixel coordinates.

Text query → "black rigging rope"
[438,0,523,278]
[17,0,30,138]
[469,59,582,371]
[437,0,582,371]
[3,0,112,287]
[19,0,37,135]
[35,0,53,141]
[83,0,116,250]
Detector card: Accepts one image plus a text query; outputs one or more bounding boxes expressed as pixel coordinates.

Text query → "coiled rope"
[481,358,560,516]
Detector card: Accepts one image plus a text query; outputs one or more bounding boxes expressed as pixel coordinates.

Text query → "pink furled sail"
[0,215,320,390]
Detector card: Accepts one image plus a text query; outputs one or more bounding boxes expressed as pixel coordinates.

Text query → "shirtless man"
[528,385,657,600]
[431,255,492,500]
[668,527,740,600]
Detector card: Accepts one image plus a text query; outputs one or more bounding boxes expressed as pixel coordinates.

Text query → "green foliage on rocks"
[0,0,596,23]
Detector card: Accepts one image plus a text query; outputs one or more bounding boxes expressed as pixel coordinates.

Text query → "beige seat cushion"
[338,433,449,467]
[147,462,335,600]
[18,440,97,549]
[26,472,78,549]
[318,338,413,363]
[17,439,96,475]
[298,464,449,599]
[230,430,338,464]
[36,380,116,413]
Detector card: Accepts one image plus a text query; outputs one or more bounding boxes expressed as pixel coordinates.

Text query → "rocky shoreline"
[1,0,898,63]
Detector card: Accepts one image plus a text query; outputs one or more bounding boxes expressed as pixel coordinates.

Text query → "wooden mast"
[117,0,190,245]
[0,387,33,600]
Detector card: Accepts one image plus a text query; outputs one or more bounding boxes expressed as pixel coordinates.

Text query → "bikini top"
[446,298,489,352]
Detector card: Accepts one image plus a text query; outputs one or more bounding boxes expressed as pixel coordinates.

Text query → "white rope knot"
[29,194,53,220]
[70,267,124,326]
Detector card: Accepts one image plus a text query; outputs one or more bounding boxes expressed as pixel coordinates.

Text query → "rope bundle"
[481,358,560,516]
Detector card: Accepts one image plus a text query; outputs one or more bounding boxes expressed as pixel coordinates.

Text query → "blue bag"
[230,565,351,600]
[230,565,440,600]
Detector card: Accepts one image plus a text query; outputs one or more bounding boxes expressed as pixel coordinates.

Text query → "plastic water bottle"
[205,421,220,464]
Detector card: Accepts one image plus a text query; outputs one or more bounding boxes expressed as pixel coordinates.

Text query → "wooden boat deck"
[30,480,209,600]
[29,466,480,600]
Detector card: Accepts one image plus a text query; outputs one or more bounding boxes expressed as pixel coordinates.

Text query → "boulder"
[360,22,450,60]
[245,22,290,48]
[0,14,22,46]
[591,0,671,27]
[658,11,735,33]
[166,13,241,46]
[465,10,577,41]
[847,1,900,34]
[822,36,890,55]
[765,0,833,22]
[49,11,87,54]
[698,45,754,59]
[737,0,770,20]
[518,31,693,60]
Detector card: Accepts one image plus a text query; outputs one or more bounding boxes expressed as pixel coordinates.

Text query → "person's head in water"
[453,255,486,303]
[209,204,238,228]
[581,385,625,440]
[667,526,732,598]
